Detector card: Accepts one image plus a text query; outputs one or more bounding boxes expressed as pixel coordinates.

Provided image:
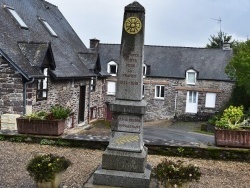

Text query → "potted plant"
[153,159,201,188]
[215,105,250,148]
[27,153,71,188]
[17,105,73,136]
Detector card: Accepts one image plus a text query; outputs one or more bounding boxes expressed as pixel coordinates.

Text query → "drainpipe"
[174,90,178,118]
[88,78,91,124]
[23,78,35,115]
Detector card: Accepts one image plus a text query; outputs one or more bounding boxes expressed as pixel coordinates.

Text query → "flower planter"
[16,118,65,136]
[36,172,62,188]
[215,128,250,148]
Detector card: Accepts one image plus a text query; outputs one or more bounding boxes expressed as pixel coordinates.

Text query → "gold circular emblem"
[124,17,142,34]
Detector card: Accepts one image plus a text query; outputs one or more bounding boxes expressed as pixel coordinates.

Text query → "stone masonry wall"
[89,78,107,120]
[31,78,89,125]
[144,77,234,121]
[0,58,23,115]
[96,76,234,121]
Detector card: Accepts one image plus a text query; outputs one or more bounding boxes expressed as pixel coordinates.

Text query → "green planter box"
[16,118,65,136]
[215,128,250,148]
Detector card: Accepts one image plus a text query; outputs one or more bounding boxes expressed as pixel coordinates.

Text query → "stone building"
[0,0,100,125]
[0,0,234,126]
[89,41,234,121]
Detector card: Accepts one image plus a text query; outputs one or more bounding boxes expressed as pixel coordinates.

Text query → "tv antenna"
[211,17,222,33]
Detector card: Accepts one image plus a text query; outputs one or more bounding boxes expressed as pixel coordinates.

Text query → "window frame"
[143,64,147,78]
[107,81,116,95]
[36,68,48,101]
[107,61,118,76]
[142,84,145,98]
[4,5,28,29]
[205,92,216,108]
[90,77,96,92]
[155,85,165,99]
[186,69,197,85]
[39,17,58,37]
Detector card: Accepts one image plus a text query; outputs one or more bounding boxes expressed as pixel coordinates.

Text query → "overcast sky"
[47,0,250,48]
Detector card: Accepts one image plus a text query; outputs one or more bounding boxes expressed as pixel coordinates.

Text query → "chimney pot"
[223,42,231,50]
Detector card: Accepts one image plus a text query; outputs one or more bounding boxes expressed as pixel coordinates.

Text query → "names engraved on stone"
[118,80,139,85]
[113,115,142,132]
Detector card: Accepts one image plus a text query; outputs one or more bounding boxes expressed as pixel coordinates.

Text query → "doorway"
[185,91,198,113]
[78,86,86,123]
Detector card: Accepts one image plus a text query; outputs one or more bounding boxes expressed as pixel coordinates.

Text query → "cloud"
[48,0,250,47]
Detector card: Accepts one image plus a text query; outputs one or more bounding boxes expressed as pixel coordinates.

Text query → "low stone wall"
[0,134,249,162]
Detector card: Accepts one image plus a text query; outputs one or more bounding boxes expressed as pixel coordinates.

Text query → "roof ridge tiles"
[99,43,223,50]
[43,0,58,8]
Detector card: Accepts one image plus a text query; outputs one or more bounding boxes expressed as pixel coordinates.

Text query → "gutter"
[23,78,35,115]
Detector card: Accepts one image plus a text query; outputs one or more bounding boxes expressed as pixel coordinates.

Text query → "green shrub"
[23,106,72,120]
[215,105,244,130]
[24,111,47,120]
[40,139,56,145]
[153,159,201,186]
[50,106,72,120]
[27,153,71,182]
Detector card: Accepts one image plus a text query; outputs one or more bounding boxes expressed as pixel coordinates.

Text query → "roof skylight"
[39,18,58,37]
[4,5,28,29]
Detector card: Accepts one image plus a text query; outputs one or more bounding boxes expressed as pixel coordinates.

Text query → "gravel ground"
[0,141,249,188]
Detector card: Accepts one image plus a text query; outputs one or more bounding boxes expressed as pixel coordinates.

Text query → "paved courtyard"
[64,120,214,148]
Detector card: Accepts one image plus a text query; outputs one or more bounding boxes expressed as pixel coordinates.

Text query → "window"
[143,64,147,77]
[37,68,48,101]
[155,85,164,99]
[4,5,28,29]
[107,61,118,76]
[142,84,145,98]
[90,77,96,92]
[205,93,216,108]
[188,91,197,103]
[186,69,197,85]
[107,81,116,95]
[39,18,57,37]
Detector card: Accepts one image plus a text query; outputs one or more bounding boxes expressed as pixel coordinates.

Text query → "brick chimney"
[89,38,100,50]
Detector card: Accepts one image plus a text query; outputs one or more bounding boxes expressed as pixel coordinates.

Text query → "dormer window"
[186,69,197,85]
[37,68,48,101]
[39,17,58,37]
[4,5,28,29]
[107,61,118,76]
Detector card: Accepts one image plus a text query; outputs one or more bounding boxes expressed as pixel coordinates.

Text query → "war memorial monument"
[89,2,152,187]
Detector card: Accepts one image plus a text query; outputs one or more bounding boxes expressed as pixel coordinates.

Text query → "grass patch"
[194,130,214,135]
[90,119,111,129]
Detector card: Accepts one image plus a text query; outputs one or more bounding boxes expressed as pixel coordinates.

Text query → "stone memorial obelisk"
[93,2,151,188]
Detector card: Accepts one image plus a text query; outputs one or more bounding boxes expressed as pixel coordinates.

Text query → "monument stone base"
[93,164,151,188]
[102,147,148,173]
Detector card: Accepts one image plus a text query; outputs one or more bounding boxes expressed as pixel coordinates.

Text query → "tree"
[225,40,250,110]
[206,31,234,48]
[225,40,250,92]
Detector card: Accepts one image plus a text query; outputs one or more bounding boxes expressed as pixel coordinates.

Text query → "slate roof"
[0,0,95,80]
[98,43,233,81]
